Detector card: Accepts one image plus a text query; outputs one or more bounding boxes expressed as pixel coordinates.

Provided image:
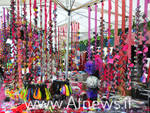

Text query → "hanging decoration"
[28,0,32,74]
[114,0,118,47]
[40,0,43,82]
[134,0,141,77]
[85,6,94,76]
[94,3,97,54]
[88,6,91,61]
[10,0,17,88]
[48,0,53,78]
[141,8,148,83]
[53,2,58,78]
[100,0,104,58]
[0,1,150,112]
[122,0,125,35]
[23,0,28,78]
[126,0,133,90]
[105,0,112,99]
[44,0,48,80]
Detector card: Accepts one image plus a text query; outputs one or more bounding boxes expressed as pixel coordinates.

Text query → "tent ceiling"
[0,0,148,41]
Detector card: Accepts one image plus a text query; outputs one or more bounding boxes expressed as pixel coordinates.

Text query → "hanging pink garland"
[23,0,27,75]
[17,0,22,88]
[28,0,32,74]
[122,0,125,35]
[106,0,112,99]
[88,6,91,61]
[54,3,58,78]
[134,0,141,77]
[49,0,53,77]
[94,3,97,54]
[40,0,43,82]
[33,0,39,83]
[127,0,133,90]
[141,0,149,83]
[0,18,3,58]
[114,0,118,47]
[100,1,104,57]
[44,0,48,80]
[10,0,17,87]
[3,8,6,38]
[71,22,73,70]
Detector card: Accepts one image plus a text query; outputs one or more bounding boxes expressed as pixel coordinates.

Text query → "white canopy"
[0,0,148,41]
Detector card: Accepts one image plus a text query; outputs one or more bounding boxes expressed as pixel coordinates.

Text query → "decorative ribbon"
[100,1,104,58]
[71,23,73,70]
[23,0,27,76]
[95,3,97,53]
[33,0,39,83]
[127,59,133,90]
[17,0,22,88]
[54,2,58,78]
[10,0,17,88]
[48,0,53,77]
[144,0,148,17]
[3,8,6,39]
[7,8,9,28]
[122,0,125,35]
[106,0,112,99]
[29,0,32,74]
[88,6,91,61]
[40,0,43,82]
[17,0,20,21]
[127,0,133,89]
[128,0,132,58]
[18,38,22,88]
[45,0,48,80]
[141,2,148,83]
[114,0,118,47]
[134,0,141,77]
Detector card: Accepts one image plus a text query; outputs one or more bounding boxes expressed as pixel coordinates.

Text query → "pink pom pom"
[144,47,148,53]
[122,44,128,51]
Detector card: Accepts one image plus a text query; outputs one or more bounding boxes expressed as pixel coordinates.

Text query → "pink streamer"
[108,0,112,38]
[144,0,148,17]
[88,6,91,60]
[137,0,140,7]
[95,4,97,52]
[114,0,119,47]
[128,0,133,58]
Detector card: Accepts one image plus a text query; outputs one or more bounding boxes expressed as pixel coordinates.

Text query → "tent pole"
[65,11,71,79]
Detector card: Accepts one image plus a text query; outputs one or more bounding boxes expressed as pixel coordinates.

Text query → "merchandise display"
[0,0,150,113]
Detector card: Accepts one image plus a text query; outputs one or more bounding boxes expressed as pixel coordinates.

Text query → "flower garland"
[17,0,22,88]
[48,0,53,77]
[134,0,141,77]
[10,0,17,88]
[141,1,148,83]
[100,0,104,58]
[106,0,112,99]
[122,0,125,35]
[44,0,48,80]
[23,0,28,76]
[3,8,6,39]
[127,0,133,90]
[94,3,97,54]
[40,0,43,82]
[33,0,39,83]
[114,0,118,47]
[53,2,58,78]
[88,6,91,61]
[28,0,32,74]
